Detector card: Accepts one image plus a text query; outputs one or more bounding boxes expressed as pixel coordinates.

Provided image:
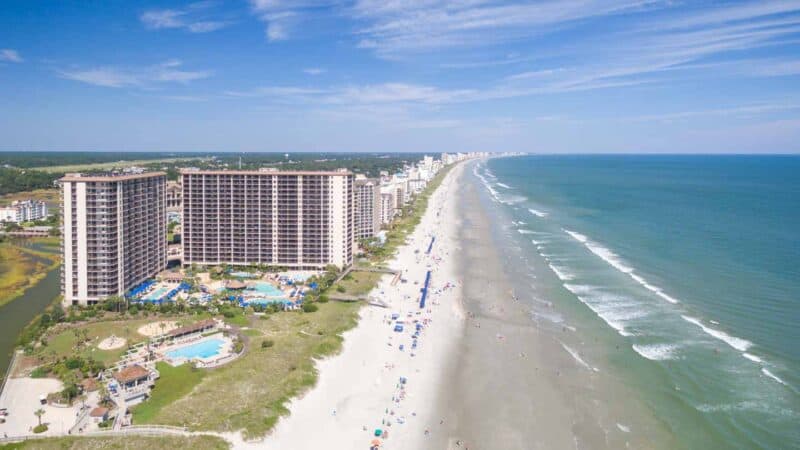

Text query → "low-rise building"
[0,200,48,223]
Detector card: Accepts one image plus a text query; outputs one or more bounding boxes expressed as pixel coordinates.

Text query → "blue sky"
[1,0,799,153]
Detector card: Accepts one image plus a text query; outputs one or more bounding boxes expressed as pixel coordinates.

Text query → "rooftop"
[166,319,216,338]
[112,365,150,384]
[59,172,167,183]
[180,168,352,176]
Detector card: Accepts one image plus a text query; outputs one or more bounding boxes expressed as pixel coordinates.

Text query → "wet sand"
[427,163,678,450]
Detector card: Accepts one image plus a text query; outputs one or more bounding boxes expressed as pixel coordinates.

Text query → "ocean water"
[472,155,800,449]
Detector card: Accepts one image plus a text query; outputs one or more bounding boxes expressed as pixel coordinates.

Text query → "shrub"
[33,424,48,433]
[336,286,346,293]
[30,367,49,378]
[261,339,274,349]
[317,295,329,303]
[302,303,318,313]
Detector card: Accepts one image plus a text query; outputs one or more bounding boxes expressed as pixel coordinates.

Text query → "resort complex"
[0,152,489,447]
[181,168,356,270]
[60,172,167,306]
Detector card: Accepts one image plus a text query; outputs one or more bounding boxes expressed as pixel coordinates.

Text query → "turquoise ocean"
[472,155,799,449]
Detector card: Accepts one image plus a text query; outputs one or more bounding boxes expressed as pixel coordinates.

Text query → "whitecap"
[632,343,679,361]
[564,230,678,304]
[517,229,535,235]
[743,353,762,363]
[496,182,512,189]
[529,208,549,218]
[761,368,788,386]
[681,315,752,352]
[549,264,575,281]
[616,423,631,433]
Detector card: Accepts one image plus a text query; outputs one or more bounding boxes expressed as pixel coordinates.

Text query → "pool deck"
[158,333,237,368]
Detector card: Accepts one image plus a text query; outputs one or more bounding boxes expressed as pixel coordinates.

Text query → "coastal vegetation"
[0,435,230,449]
[0,239,60,308]
[0,168,58,196]
[130,362,206,423]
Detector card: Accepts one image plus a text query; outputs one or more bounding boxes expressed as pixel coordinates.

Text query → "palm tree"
[34,408,45,426]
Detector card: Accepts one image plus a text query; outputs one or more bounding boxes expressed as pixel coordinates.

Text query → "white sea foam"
[528,208,549,218]
[559,341,597,372]
[562,285,642,337]
[743,353,762,363]
[632,343,679,361]
[616,423,631,433]
[548,264,575,281]
[501,194,527,205]
[564,229,679,304]
[517,229,535,235]
[761,368,788,386]
[496,182,512,189]
[681,315,752,352]
[531,239,548,245]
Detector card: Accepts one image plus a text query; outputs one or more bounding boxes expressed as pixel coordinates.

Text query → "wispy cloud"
[59,60,211,88]
[249,0,325,41]
[140,2,231,33]
[0,49,23,63]
[351,0,669,57]
[303,67,326,75]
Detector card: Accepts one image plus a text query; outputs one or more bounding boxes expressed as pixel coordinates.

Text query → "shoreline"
[257,162,467,449]
[431,159,678,449]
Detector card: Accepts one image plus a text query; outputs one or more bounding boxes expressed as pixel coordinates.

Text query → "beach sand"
[260,163,467,450]
[258,159,676,450]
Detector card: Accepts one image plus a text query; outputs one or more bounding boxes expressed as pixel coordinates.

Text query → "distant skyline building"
[181,168,355,270]
[60,172,167,306]
[0,199,48,223]
[354,176,381,240]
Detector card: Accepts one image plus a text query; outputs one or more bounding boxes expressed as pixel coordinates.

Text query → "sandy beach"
[259,158,676,450]
[260,163,467,449]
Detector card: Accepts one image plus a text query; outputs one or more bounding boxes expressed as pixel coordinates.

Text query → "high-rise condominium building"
[181,168,355,270]
[60,172,167,306]
[354,177,381,240]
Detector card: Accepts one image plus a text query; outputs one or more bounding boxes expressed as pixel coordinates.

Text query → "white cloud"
[350,0,670,56]
[303,67,326,75]
[0,49,23,63]
[140,3,230,33]
[60,60,211,88]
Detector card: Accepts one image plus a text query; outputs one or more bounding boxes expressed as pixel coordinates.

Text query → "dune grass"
[132,362,206,423]
[0,434,230,449]
[134,300,360,439]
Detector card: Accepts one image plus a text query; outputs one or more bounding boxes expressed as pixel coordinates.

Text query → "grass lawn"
[333,271,386,297]
[32,157,205,173]
[131,361,206,423]
[0,434,229,449]
[136,300,360,439]
[37,315,207,366]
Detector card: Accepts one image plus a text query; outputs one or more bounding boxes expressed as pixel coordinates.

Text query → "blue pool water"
[143,287,169,301]
[230,271,257,278]
[166,338,224,360]
[249,282,285,297]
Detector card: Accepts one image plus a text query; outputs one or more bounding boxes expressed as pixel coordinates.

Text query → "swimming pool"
[142,287,169,301]
[166,338,225,360]
[248,282,285,297]
[230,271,258,278]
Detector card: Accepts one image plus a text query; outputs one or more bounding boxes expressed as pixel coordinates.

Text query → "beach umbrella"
[371,439,381,446]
